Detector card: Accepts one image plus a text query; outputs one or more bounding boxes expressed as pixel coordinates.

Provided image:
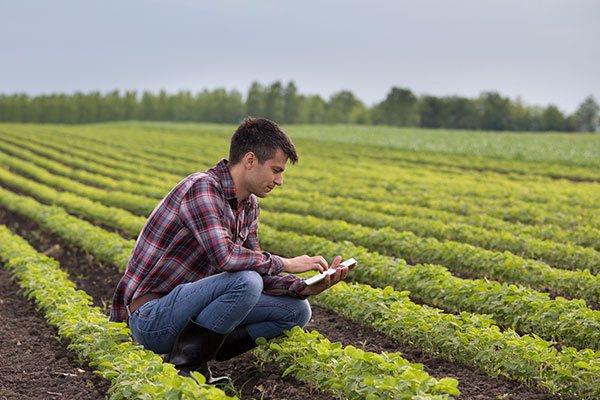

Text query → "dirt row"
[0,268,110,400]
[0,207,556,400]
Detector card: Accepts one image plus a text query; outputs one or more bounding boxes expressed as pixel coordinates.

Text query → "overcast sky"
[1,0,598,113]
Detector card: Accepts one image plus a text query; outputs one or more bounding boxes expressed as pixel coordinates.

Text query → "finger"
[331,255,342,268]
[313,263,324,273]
[340,266,349,281]
[332,268,343,285]
[310,255,327,269]
[313,255,329,270]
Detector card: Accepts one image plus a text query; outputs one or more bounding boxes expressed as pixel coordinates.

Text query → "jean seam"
[208,282,262,332]
[209,290,256,332]
[249,302,298,321]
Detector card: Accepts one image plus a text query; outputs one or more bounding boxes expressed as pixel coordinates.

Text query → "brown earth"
[0,207,558,400]
[0,267,110,400]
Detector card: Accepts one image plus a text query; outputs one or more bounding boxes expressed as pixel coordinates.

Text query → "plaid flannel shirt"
[109,158,307,323]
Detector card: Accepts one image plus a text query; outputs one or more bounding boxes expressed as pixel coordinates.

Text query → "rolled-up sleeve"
[179,179,283,276]
[262,274,308,299]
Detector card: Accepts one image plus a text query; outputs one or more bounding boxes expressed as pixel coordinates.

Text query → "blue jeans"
[128,270,312,355]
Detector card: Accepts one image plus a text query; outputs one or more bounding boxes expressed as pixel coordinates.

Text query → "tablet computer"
[304,258,357,286]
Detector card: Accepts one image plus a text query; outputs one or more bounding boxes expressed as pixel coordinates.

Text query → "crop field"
[0,122,599,400]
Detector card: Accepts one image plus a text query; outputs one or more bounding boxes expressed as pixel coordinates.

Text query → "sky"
[1,0,598,114]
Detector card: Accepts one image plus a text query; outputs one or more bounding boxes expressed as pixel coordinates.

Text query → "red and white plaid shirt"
[109,159,307,323]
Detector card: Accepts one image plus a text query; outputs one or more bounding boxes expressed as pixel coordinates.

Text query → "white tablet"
[304,258,357,286]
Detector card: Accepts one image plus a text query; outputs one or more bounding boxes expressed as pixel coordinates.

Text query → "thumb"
[331,255,342,268]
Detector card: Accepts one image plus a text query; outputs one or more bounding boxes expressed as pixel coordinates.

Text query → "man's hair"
[229,117,298,165]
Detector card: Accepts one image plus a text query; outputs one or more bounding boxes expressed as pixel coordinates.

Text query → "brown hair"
[229,117,298,165]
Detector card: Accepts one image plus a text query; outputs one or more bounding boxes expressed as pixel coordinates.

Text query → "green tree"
[299,94,326,123]
[245,81,265,117]
[282,81,300,124]
[478,91,511,131]
[508,99,537,131]
[139,91,157,121]
[123,90,138,120]
[325,90,364,123]
[264,81,284,122]
[572,95,600,132]
[444,96,479,129]
[373,87,419,126]
[419,96,448,128]
[212,88,244,123]
[540,105,566,131]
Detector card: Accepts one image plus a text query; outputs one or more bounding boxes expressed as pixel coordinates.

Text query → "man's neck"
[228,163,250,203]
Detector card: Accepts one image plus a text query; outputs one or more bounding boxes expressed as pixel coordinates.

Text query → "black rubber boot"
[165,317,230,386]
[215,325,258,362]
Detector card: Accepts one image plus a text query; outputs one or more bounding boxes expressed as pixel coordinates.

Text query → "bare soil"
[0,267,110,400]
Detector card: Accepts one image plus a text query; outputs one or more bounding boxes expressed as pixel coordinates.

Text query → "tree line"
[0,81,598,132]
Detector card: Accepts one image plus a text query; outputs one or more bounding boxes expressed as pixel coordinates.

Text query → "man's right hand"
[282,255,328,274]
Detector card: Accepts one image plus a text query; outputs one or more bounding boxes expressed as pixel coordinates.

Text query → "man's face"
[247,148,287,198]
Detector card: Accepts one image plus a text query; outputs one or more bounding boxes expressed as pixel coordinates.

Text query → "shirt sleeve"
[262,274,309,299]
[179,178,283,275]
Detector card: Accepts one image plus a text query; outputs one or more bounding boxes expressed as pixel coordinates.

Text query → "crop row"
[312,283,600,399]
[334,138,600,183]
[51,127,600,211]
[0,225,234,400]
[0,188,458,399]
[261,194,600,273]
[0,184,598,352]
[18,130,600,227]
[2,135,599,269]
[34,122,600,181]
[1,186,598,398]
[259,209,600,302]
[2,129,599,230]
[253,327,459,399]
[0,165,144,237]
[3,145,598,275]
[0,130,188,184]
[18,124,600,205]
[281,191,600,252]
[0,139,169,199]
[0,146,157,215]
[4,135,596,253]
[1,155,597,308]
[259,224,600,350]
[87,138,600,210]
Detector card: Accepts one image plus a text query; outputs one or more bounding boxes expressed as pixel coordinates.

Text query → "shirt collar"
[209,159,251,208]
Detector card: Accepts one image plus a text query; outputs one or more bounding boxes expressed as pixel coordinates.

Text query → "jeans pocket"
[135,298,161,320]
[130,299,177,354]
[130,316,177,354]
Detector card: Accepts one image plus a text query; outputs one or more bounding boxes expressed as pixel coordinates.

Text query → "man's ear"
[242,152,256,170]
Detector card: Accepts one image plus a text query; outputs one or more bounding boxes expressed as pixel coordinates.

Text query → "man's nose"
[274,175,283,186]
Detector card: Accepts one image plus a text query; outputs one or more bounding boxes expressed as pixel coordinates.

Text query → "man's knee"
[231,270,263,299]
[294,299,312,327]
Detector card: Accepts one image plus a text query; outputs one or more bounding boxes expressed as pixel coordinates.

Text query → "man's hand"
[300,256,353,296]
[282,254,328,274]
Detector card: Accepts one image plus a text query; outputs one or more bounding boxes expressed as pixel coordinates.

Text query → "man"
[110,117,352,386]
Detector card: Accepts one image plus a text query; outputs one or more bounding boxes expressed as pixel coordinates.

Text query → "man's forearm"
[262,274,308,299]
